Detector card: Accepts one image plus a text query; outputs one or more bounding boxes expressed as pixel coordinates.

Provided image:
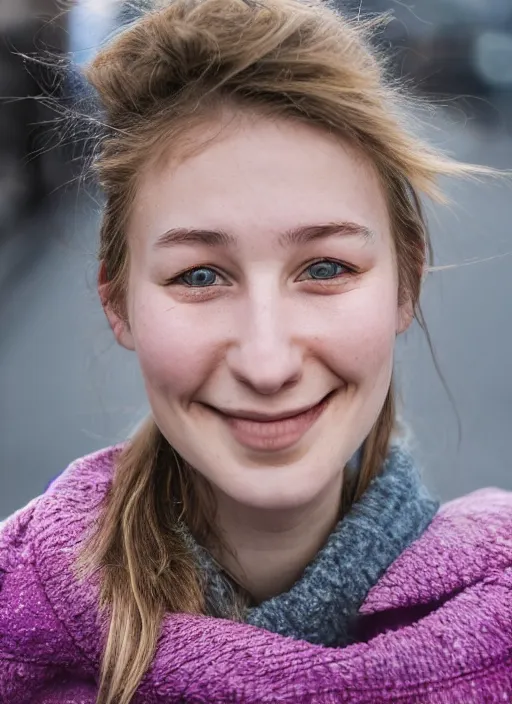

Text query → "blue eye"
[307,260,346,279]
[180,267,218,287]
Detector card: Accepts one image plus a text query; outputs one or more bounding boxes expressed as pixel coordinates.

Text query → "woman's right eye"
[174,267,222,287]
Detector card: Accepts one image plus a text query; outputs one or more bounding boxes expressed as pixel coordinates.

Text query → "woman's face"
[107,113,411,511]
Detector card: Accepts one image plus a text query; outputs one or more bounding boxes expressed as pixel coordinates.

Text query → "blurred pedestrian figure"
[1,1,511,703]
[69,0,116,67]
[0,0,68,228]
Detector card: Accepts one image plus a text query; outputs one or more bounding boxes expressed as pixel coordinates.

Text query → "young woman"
[1,1,511,702]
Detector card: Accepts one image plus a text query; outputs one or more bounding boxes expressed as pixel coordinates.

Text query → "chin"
[220,461,337,511]
[231,488,317,512]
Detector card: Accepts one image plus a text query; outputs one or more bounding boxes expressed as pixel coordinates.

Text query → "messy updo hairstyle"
[76,1,486,702]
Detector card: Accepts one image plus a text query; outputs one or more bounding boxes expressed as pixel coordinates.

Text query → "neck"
[211,473,344,604]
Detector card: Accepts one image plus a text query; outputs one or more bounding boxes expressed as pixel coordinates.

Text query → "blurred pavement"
[1,105,512,518]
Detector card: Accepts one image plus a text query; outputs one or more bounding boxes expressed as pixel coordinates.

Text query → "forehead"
[128,113,391,247]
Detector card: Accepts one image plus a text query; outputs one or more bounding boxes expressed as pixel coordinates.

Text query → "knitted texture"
[1,445,512,703]
[183,445,440,646]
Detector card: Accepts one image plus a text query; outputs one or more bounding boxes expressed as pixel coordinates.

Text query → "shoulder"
[1,442,122,549]
[0,445,122,665]
[42,442,123,503]
[1,443,122,562]
[431,485,512,556]
[439,485,512,518]
[420,486,512,578]
[362,486,512,614]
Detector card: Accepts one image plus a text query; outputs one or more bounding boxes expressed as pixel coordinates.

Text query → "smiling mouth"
[206,391,335,452]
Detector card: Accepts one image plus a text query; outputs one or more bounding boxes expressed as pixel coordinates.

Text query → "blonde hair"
[76,1,488,702]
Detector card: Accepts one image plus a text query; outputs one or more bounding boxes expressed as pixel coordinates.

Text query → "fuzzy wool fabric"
[1,445,512,703]
[182,444,440,647]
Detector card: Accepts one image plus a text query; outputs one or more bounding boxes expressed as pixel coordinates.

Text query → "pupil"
[310,261,338,279]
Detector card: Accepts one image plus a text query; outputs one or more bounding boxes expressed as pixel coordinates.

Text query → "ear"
[396,258,425,335]
[98,261,136,351]
[396,298,414,335]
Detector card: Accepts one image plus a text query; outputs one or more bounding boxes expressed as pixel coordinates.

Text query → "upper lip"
[210,395,330,422]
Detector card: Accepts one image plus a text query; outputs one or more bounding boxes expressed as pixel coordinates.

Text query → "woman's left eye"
[175,267,222,287]
[299,260,351,281]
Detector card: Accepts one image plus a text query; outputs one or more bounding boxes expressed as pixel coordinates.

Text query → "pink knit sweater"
[1,445,511,703]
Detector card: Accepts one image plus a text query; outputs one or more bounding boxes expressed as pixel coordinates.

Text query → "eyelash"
[166,259,357,289]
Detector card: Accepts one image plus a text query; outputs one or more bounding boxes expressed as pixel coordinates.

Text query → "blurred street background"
[1,0,512,518]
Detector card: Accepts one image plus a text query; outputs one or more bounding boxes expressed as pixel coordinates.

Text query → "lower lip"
[218,394,333,452]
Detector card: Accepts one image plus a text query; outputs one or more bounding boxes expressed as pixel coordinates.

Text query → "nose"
[226,292,302,395]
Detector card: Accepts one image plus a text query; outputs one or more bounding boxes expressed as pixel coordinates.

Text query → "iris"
[308,261,344,279]
[182,268,217,286]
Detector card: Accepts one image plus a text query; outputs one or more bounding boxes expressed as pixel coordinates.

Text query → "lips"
[215,399,326,423]
[208,392,334,452]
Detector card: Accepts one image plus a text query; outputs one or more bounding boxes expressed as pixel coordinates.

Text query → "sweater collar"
[183,444,439,647]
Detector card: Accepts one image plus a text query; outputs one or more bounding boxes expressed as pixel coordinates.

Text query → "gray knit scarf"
[181,444,439,647]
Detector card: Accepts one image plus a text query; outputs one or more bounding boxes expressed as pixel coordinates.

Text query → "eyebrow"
[152,221,374,249]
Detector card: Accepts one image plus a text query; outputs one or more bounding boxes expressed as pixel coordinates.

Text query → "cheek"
[308,280,398,384]
[128,286,218,399]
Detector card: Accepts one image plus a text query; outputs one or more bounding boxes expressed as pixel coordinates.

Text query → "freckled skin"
[107,112,411,516]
